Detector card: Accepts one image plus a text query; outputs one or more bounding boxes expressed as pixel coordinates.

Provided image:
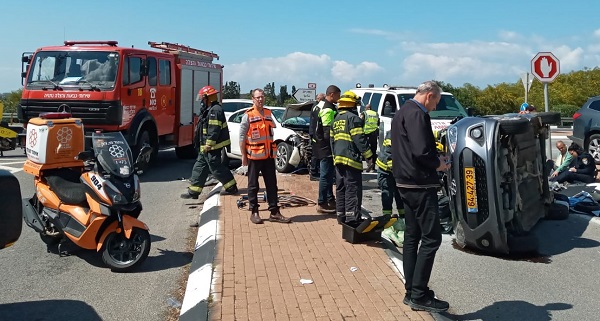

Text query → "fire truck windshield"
[26,51,119,90]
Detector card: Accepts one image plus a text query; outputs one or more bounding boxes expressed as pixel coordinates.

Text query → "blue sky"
[2,0,600,95]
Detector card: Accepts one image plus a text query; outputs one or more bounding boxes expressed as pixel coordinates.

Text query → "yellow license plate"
[464,167,478,213]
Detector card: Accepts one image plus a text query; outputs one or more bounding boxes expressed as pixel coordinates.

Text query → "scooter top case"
[23,113,85,176]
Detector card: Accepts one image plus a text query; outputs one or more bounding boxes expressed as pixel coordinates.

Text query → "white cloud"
[226,52,382,92]
[594,28,600,38]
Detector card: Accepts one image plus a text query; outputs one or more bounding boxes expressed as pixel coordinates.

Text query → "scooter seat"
[45,169,88,206]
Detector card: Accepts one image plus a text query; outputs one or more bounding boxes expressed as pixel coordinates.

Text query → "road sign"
[292,88,316,103]
[531,52,560,83]
[307,83,316,89]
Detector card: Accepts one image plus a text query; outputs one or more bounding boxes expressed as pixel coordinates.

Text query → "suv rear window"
[588,99,600,111]
[398,94,468,119]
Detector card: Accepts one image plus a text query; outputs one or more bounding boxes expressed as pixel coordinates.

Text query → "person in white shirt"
[549,140,573,180]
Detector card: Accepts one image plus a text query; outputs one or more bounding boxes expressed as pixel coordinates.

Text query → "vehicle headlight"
[447,126,458,153]
[104,183,128,205]
[470,127,483,139]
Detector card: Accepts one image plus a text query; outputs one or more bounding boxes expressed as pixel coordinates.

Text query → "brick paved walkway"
[208,172,434,321]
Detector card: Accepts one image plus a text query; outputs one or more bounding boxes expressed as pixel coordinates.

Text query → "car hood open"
[281,101,314,133]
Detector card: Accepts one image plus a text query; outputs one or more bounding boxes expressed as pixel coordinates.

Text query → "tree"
[1,89,22,122]
[222,81,240,99]
[278,85,291,105]
[263,82,277,106]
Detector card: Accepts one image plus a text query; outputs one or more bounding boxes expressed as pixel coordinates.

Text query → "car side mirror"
[0,171,22,249]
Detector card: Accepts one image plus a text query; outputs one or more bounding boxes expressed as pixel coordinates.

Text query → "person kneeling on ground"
[377,131,405,246]
[555,143,596,184]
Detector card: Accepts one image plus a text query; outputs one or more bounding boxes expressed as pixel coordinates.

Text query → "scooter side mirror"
[0,170,22,249]
[134,144,153,168]
[76,151,95,161]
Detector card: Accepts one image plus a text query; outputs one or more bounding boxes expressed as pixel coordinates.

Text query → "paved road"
[0,149,198,321]
[361,129,600,321]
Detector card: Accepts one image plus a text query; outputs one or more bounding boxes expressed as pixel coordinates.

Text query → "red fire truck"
[18,40,223,165]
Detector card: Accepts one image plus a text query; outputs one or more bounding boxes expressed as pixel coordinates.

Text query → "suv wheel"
[587,134,600,164]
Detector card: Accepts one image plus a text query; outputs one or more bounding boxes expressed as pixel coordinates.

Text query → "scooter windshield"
[91,132,134,178]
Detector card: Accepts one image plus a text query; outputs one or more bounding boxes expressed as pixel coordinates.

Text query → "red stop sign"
[531,52,560,82]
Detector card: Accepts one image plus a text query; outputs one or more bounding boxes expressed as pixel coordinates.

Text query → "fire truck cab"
[18,40,223,165]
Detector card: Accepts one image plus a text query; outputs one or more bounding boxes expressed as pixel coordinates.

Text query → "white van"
[350,85,471,150]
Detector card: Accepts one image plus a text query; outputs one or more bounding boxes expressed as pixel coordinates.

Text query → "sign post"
[292,88,316,103]
[520,72,533,104]
[531,52,560,159]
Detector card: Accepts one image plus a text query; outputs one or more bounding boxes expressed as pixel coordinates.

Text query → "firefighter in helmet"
[181,85,238,200]
[331,91,373,224]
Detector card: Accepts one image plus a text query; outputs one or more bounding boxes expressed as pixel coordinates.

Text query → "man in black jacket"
[312,85,340,214]
[391,81,450,313]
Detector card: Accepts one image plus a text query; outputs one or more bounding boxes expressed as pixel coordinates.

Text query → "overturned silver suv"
[445,112,562,254]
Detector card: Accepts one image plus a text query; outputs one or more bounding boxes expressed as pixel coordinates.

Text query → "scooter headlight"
[104,183,128,205]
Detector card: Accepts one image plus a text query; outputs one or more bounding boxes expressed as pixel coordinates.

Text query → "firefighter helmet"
[197,85,219,101]
[338,91,359,108]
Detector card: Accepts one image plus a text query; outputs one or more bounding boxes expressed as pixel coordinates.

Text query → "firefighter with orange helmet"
[331,91,373,224]
[181,85,238,200]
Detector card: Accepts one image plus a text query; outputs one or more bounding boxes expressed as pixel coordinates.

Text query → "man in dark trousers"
[239,88,291,224]
[391,80,450,313]
[313,85,341,214]
[181,85,238,199]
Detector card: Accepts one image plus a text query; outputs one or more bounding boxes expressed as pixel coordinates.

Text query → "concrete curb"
[179,184,223,321]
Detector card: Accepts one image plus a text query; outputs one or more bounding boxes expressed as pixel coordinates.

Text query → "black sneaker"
[403,290,435,305]
[309,175,319,181]
[409,296,449,313]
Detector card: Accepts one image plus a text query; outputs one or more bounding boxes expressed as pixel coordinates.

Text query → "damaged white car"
[226,102,312,173]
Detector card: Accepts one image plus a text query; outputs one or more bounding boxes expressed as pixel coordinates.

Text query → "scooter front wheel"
[101,227,151,272]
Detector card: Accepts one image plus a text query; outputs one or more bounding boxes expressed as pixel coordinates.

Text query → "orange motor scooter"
[22,112,152,272]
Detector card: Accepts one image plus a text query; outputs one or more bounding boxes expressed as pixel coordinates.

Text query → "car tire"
[507,233,539,254]
[275,142,294,173]
[536,112,561,125]
[497,117,530,135]
[586,134,600,164]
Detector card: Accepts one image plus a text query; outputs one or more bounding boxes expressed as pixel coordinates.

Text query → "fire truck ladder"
[148,41,219,60]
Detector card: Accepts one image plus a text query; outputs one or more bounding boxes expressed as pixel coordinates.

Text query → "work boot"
[220,185,239,195]
[250,209,263,224]
[269,208,291,223]
[180,188,200,199]
[309,175,319,181]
